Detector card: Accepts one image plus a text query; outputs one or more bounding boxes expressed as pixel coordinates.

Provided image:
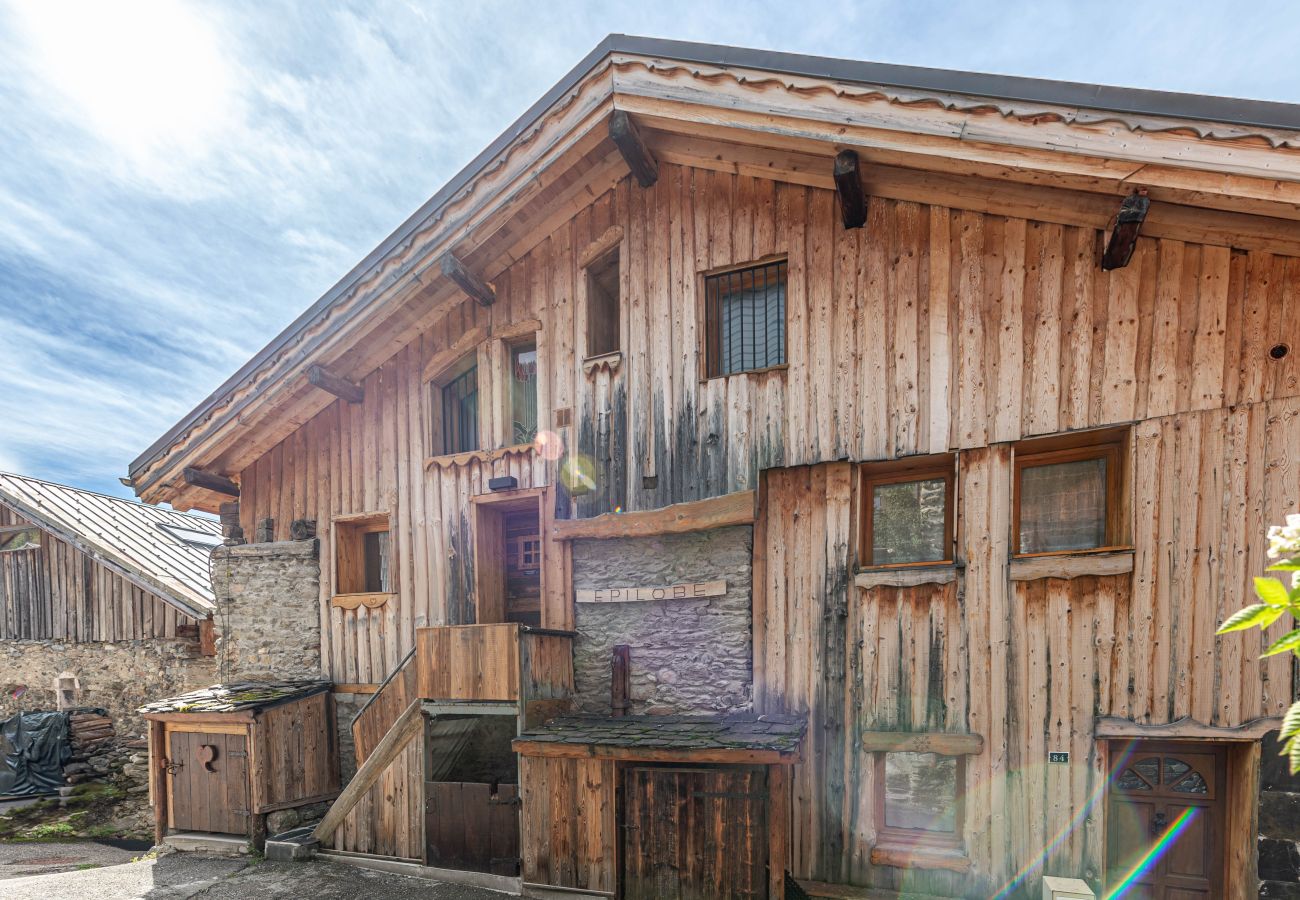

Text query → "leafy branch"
[1217,514,1300,773]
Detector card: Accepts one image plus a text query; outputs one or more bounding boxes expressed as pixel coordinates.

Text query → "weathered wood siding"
[0,506,195,642]
[235,163,1300,690]
[518,754,617,893]
[335,728,423,859]
[756,397,1300,894]
[251,691,340,812]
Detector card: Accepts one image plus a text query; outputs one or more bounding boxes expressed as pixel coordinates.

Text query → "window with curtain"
[861,460,954,566]
[510,342,538,445]
[1014,435,1124,555]
[439,362,479,455]
[706,258,787,376]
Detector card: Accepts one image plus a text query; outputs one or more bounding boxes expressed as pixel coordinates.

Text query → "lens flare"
[560,454,597,494]
[989,742,1137,899]
[533,429,564,461]
[1103,806,1200,899]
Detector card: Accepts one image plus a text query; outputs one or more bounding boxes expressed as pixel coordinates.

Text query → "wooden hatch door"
[621,766,769,900]
[1105,742,1226,898]
[166,731,250,835]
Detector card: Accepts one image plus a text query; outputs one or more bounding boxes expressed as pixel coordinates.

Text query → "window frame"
[873,751,966,854]
[701,255,789,380]
[331,512,396,606]
[859,456,956,569]
[430,352,480,458]
[0,525,41,553]
[505,337,539,448]
[1012,431,1127,558]
[583,244,622,360]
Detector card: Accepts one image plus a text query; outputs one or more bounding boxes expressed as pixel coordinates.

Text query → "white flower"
[1268,516,1300,559]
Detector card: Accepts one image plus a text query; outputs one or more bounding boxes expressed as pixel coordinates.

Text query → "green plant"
[1218,513,1300,772]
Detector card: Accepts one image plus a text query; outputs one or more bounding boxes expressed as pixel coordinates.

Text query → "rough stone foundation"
[210,539,322,682]
[571,525,753,715]
[0,639,215,739]
[1259,732,1300,897]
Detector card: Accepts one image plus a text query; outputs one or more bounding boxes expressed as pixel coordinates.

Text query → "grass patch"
[0,780,147,843]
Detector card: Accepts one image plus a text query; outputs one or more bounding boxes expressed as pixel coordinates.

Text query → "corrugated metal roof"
[0,472,218,618]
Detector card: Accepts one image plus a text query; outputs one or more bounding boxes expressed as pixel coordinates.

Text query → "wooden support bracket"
[439,252,496,307]
[182,467,239,497]
[609,110,658,188]
[1101,189,1150,270]
[306,364,364,404]
[833,148,868,229]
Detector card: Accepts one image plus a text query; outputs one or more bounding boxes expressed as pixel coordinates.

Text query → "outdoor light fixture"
[488,475,518,492]
[1101,189,1150,271]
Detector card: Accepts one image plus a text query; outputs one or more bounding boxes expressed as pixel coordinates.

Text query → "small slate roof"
[138,680,330,715]
[0,472,219,618]
[516,713,806,755]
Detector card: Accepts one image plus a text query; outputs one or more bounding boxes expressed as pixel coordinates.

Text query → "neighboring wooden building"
[0,472,218,732]
[127,37,1300,899]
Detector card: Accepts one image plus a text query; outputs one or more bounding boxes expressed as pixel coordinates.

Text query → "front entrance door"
[621,766,768,900]
[1106,742,1226,898]
[166,730,250,835]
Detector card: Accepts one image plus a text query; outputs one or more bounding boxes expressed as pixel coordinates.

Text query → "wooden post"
[768,763,788,900]
[611,645,631,716]
[832,149,868,229]
[182,467,239,497]
[609,111,658,188]
[439,252,496,307]
[306,364,364,404]
[149,719,168,847]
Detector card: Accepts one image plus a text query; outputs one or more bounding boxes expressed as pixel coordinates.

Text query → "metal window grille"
[707,259,787,376]
[441,365,479,454]
[363,530,391,593]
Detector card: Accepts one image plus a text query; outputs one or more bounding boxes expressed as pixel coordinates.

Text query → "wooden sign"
[576,580,726,604]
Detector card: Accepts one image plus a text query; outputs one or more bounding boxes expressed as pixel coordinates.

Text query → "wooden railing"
[351,623,574,766]
[352,646,417,765]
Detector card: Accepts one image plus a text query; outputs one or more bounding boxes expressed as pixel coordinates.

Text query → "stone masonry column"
[209,540,322,682]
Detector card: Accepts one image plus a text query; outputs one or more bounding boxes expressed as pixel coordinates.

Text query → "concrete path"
[0,850,508,899]
[0,839,141,879]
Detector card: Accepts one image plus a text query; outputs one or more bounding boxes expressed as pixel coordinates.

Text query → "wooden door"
[425,782,521,875]
[621,766,768,900]
[1106,742,1226,899]
[167,730,250,835]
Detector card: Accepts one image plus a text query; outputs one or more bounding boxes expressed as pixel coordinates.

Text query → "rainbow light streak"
[989,742,1138,900]
[1103,806,1200,899]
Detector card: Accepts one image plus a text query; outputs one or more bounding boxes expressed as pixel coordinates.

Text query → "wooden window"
[0,526,40,553]
[432,355,479,456]
[335,515,393,597]
[585,247,620,357]
[860,457,954,567]
[1014,431,1126,556]
[876,751,964,851]
[705,257,787,377]
[509,341,538,446]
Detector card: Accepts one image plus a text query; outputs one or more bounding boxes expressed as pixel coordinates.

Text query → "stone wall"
[571,526,753,715]
[0,639,216,739]
[1259,732,1300,898]
[210,539,322,682]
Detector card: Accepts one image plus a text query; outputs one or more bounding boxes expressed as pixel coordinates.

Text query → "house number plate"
[1048,751,1070,764]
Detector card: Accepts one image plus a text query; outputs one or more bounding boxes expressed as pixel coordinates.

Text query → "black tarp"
[0,710,71,797]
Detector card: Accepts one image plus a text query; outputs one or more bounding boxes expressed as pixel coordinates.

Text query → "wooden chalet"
[127,36,1300,899]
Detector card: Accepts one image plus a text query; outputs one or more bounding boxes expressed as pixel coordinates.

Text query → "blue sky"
[1,0,1297,501]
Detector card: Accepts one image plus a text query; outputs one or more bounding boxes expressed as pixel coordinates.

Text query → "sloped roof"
[139,681,330,716]
[128,35,1300,502]
[0,472,219,618]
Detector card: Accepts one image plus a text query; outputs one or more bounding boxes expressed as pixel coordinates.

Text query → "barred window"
[705,259,787,377]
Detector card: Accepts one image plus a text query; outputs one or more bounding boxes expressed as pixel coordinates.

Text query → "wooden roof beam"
[1101,189,1151,270]
[438,252,495,307]
[306,364,364,404]
[182,467,239,497]
[609,110,658,187]
[833,148,868,229]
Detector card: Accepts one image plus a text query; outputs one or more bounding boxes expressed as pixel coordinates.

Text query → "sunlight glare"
[11,0,236,160]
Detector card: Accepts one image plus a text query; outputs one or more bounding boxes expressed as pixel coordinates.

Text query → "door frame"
[1101,738,1260,899]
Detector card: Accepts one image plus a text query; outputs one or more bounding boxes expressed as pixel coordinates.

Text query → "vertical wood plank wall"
[237,163,1300,690]
[0,505,193,642]
[757,398,1300,893]
[335,728,423,859]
